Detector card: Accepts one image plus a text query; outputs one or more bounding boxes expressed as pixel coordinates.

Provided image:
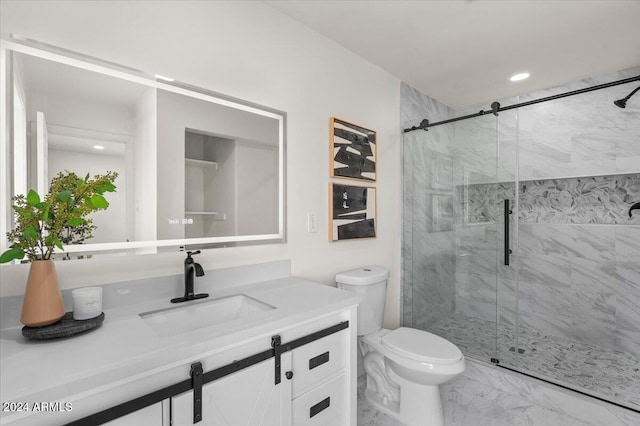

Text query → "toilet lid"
[381,327,462,364]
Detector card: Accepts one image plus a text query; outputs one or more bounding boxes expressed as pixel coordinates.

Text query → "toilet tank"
[336,266,389,336]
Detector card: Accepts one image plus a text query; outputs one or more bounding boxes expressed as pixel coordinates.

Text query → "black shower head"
[614,85,640,108]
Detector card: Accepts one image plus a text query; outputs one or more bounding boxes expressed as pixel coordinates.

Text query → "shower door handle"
[504,200,513,265]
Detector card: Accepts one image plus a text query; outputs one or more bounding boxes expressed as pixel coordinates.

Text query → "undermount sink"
[140,294,276,338]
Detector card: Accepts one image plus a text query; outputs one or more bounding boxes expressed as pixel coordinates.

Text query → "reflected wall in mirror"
[157,89,280,241]
[1,38,285,257]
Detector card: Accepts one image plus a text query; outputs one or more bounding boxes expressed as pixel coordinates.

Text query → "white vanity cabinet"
[103,403,166,426]
[172,355,293,425]
[0,270,358,426]
[170,311,354,426]
[290,328,349,425]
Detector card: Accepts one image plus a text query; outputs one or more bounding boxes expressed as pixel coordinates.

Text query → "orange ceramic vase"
[20,260,65,327]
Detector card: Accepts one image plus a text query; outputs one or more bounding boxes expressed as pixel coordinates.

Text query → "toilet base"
[364,387,400,420]
[359,329,462,426]
[364,380,444,426]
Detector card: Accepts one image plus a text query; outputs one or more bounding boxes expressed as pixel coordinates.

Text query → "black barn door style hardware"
[64,320,349,426]
[504,200,513,266]
[190,362,203,423]
[272,335,282,385]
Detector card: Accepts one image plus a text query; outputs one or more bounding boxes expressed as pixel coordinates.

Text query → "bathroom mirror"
[0,38,286,256]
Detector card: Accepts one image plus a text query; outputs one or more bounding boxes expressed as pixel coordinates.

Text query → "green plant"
[0,171,118,263]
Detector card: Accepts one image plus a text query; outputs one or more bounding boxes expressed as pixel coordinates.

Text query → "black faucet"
[171,251,209,303]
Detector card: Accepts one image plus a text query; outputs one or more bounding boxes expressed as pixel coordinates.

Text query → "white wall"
[48,148,127,243]
[156,89,279,240]
[204,136,238,237]
[236,141,279,236]
[0,1,402,328]
[25,89,134,136]
[23,90,133,243]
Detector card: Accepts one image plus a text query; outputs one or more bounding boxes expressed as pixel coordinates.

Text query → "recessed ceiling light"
[510,72,530,82]
[93,145,105,150]
[155,74,175,82]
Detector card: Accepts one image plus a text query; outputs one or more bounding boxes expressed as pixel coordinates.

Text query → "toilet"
[336,266,465,426]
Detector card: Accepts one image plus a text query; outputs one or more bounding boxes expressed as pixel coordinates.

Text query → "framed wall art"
[330,117,376,182]
[329,183,376,241]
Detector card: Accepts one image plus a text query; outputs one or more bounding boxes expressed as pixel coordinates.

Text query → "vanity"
[0,261,359,425]
[0,36,357,426]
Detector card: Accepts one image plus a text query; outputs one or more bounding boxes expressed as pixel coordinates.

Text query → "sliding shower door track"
[485,358,640,414]
[404,74,640,132]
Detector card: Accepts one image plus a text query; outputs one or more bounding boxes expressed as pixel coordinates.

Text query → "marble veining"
[462,173,640,225]
[358,358,640,426]
[401,66,640,423]
[520,174,640,224]
[402,82,458,330]
[429,314,640,411]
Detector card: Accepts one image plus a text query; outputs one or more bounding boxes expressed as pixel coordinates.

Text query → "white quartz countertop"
[0,276,359,425]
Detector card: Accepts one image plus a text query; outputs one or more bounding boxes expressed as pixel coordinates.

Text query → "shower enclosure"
[402,67,640,412]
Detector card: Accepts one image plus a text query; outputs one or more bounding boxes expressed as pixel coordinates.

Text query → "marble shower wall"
[518,67,640,181]
[460,174,640,354]
[450,67,640,358]
[519,174,639,224]
[403,67,640,357]
[401,83,457,330]
[517,175,640,355]
[451,66,640,183]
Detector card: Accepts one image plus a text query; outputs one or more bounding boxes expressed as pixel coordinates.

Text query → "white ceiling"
[267,0,640,108]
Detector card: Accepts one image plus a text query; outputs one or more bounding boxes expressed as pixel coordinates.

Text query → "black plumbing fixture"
[171,250,208,303]
[614,86,640,108]
[629,202,640,218]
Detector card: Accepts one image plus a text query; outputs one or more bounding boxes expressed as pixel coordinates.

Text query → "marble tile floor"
[357,359,640,426]
[429,314,640,411]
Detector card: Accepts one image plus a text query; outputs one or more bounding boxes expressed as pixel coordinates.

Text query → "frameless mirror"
[0,38,285,257]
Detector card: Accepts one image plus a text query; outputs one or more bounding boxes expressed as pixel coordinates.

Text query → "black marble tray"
[22,312,105,340]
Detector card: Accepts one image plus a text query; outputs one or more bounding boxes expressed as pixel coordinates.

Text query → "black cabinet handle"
[309,351,330,370]
[310,397,330,418]
[629,202,640,218]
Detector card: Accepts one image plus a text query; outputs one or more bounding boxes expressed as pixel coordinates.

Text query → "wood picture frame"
[330,117,376,182]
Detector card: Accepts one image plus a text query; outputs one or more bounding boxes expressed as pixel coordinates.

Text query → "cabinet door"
[290,329,346,397]
[104,402,165,426]
[292,373,348,426]
[172,353,291,426]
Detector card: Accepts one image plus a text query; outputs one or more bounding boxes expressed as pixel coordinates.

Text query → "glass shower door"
[441,106,518,362]
[512,79,640,410]
[401,90,517,367]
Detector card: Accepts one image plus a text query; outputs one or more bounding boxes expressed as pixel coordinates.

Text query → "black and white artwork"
[330,183,376,241]
[330,117,376,182]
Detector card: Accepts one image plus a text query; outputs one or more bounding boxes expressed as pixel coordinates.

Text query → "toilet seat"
[381,327,463,365]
